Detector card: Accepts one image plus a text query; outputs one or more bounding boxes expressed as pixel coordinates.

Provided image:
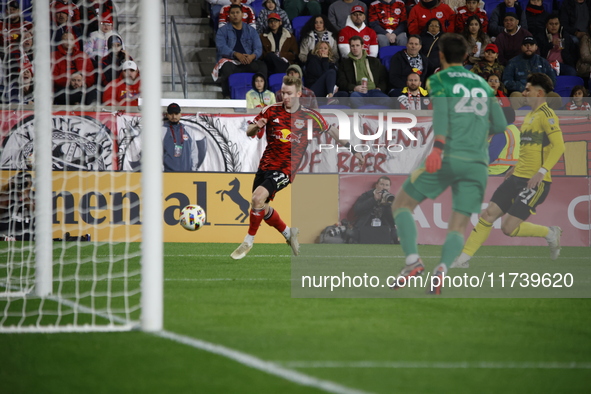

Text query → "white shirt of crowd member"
[84,17,117,59]
[338,10,378,58]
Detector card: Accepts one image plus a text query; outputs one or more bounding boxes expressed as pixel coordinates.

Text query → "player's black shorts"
[490,175,551,221]
[253,170,290,202]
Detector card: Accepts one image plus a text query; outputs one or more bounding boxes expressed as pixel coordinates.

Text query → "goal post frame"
[139,0,164,332]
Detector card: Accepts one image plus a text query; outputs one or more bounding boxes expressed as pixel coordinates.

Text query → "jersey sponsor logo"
[272,128,301,143]
[273,118,280,123]
[294,119,305,129]
[436,11,443,18]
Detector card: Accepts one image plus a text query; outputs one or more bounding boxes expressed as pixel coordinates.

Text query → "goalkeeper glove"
[425,147,442,173]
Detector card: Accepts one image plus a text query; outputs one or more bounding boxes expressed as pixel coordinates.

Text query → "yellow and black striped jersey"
[513,102,565,183]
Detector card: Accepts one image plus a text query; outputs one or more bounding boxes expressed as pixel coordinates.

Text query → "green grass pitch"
[1,243,590,393]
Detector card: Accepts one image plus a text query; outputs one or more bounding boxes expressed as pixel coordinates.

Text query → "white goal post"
[0,0,162,332]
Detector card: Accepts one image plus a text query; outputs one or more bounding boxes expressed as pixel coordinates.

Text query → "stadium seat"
[379,45,405,71]
[228,72,255,99]
[250,0,264,16]
[292,15,313,42]
[269,73,286,93]
[554,75,585,98]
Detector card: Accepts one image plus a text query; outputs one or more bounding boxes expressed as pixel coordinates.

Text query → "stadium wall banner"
[339,175,590,247]
[43,172,291,243]
[0,111,433,174]
[0,111,588,175]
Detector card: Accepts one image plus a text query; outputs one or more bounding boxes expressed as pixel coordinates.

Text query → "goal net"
[0,0,162,332]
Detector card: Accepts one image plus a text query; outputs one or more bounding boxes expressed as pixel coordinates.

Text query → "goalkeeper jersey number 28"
[426,65,507,165]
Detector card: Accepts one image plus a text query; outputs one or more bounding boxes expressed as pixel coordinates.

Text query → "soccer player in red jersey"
[231,75,363,260]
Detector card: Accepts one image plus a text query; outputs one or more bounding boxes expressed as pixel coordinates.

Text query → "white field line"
[47,296,372,394]
[162,255,587,260]
[156,330,371,394]
[276,361,591,369]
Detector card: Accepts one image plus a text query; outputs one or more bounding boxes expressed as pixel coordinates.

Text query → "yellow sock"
[509,222,549,237]
[462,218,493,257]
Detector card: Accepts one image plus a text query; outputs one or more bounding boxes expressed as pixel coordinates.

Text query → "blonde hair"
[282,75,302,91]
[312,41,336,62]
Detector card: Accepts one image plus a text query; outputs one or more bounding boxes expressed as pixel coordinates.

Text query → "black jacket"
[559,0,591,36]
[388,50,429,90]
[337,55,388,93]
[305,55,338,88]
[53,86,100,106]
[352,189,396,229]
[536,26,578,67]
[525,2,548,37]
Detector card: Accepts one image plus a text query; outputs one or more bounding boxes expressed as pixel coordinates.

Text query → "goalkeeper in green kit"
[391,33,507,295]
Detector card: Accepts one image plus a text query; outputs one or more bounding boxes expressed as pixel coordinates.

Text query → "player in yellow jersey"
[452,73,565,268]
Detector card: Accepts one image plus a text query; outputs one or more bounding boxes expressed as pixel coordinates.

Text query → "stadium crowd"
[0,0,590,109]
[211,0,591,110]
[0,0,141,106]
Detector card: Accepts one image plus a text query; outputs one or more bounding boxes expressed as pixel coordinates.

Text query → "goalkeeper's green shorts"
[402,158,488,216]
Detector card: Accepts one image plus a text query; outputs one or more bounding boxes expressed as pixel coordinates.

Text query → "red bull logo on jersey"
[294,119,305,129]
[273,128,301,143]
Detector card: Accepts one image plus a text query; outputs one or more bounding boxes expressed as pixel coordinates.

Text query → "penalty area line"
[275,361,591,369]
[155,330,371,394]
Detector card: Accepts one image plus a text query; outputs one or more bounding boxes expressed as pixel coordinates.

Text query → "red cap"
[53,3,70,15]
[350,5,364,14]
[267,12,281,20]
[484,43,498,53]
[101,12,113,25]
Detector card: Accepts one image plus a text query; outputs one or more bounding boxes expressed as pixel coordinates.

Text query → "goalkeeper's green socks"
[440,231,465,268]
[393,208,419,263]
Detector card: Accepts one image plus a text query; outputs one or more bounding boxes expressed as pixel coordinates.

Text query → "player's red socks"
[248,207,265,236]
[264,207,287,233]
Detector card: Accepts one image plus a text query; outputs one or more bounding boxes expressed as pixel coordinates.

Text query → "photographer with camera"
[351,176,398,244]
[0,171,35,240]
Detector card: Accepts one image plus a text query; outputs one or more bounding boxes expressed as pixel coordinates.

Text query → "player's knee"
[501,223,516,236]
[251,195,265,208]
[481,206,499,223]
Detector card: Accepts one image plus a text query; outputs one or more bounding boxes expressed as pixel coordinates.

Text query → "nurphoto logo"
[307,109,418,153]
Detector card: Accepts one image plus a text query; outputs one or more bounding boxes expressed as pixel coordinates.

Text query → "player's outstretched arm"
[247,117,267,136]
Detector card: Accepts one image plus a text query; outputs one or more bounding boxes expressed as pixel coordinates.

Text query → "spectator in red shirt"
[218,0,256,29]
[369,0,408,47]
[487,74,510,107]
[338,5,379,57]
[454,0,488,33]
[103,60,141,106]
[0,1,33,47]
[407,0,454,35]
[564,85,591,110]
[51,31,95,93]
